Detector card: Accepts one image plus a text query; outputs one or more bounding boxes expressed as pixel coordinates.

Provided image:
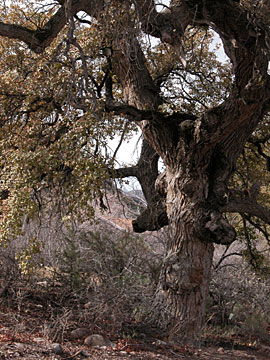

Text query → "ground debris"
[0,298,269,360]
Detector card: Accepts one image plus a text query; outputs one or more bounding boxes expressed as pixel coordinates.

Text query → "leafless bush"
[42,309,73,343]
[207,260,270,341]
[0,242,21,298]
[42,226,164,335]
[0,183,168,337]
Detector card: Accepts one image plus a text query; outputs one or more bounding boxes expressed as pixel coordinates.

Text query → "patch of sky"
[210,31,229,64]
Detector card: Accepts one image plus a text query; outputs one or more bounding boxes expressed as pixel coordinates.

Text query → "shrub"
[207,260,270,341]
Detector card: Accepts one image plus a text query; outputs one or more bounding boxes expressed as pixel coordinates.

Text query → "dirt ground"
[1,336,270,359]
[1,293,270,360]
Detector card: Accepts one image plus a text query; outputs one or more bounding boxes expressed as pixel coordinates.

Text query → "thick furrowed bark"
[153,203,214,345]
[152,170,215,345]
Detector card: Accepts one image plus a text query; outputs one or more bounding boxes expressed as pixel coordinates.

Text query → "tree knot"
[196,209,236,245]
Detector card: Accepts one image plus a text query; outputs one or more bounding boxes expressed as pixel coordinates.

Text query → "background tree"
[1,0,270,345]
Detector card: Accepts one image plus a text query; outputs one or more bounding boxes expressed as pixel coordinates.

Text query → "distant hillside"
[7,182,166,268]
[125,189,145,200]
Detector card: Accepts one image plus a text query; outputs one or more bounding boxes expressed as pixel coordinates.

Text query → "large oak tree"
[1,0,270,345]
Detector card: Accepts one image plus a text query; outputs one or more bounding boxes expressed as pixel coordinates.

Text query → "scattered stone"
[84,334,112,347]
[14,343,24,352]
[52,343,64,355]
[99,345,110,350]
[217,347,224,353]
[155,340,167,346]
[70,327,89,339]
[36,281,48,287]
[33,337,45,343]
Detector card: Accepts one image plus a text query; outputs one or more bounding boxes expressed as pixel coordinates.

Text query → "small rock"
[84,334,111,347]
[70,327,89,339]
[155,340,167,346]
[14,343,25,351]
[92,345,104,350]
[33,337,45,343]
[217,347,224,353]
[52,343,64,355]
[37,281,48,287]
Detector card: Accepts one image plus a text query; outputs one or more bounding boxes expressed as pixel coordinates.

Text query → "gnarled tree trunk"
[154,182,214,345]
[151,144,235,344]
